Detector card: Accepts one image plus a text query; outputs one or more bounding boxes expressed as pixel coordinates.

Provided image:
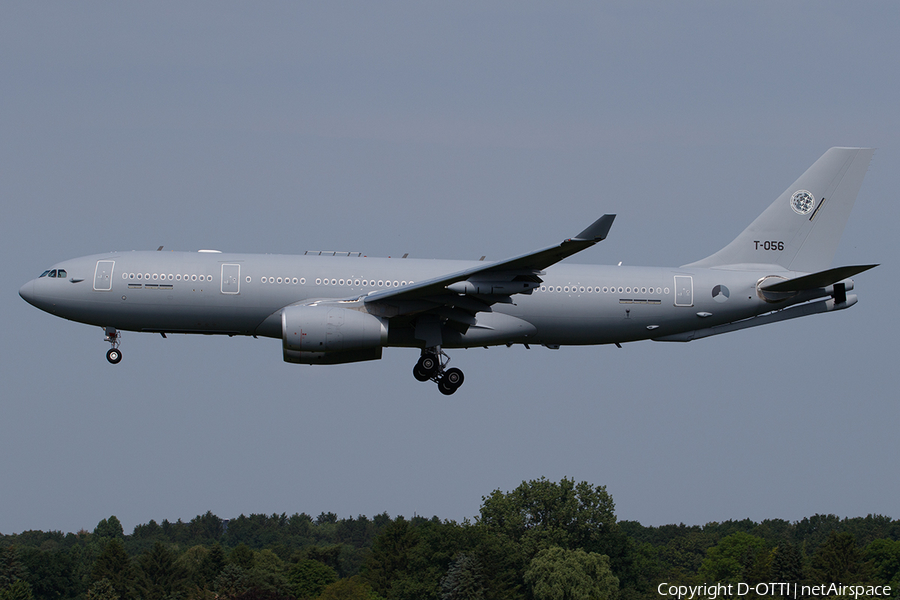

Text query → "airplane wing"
[361,215,615,326]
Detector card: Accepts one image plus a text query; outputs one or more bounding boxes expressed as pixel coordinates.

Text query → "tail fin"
[685,147,874,272]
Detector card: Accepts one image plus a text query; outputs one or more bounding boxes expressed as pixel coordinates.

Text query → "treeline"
[1,478,899,600]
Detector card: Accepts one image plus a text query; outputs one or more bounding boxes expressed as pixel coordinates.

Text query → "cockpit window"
[40,270,51,278]
[48,270,57,278]
[57,269,67,279]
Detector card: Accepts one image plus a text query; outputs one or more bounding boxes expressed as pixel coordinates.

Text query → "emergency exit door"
[221,264,240,294]
[674,275,693,307]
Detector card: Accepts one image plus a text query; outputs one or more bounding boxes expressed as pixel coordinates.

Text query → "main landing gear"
[413,347,465,395]
[104,327,122,364]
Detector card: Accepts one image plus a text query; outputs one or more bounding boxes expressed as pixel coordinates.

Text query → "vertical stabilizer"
[685,147,874,272]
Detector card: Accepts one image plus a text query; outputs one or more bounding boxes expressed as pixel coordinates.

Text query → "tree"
[249,549,290,596]
[809,531,870,584]
[230,544,257,571]
[190,511,225,542]
[305,545,344,575]
[93,517,125,541]
[440,553,485,600]
[18,546,80,600]
[866,539,900,588]
[479,478,619,557]
[478,477,629,594]
[85,578,119,600]
[0,547,26,589]
[215,564,253,598]
[287,559,337,599]
[769,543,803,597]
[90,539,133,600]
[177,544,210,589]
[697,532,768,584]
[202,543,228,586]
[363,517,419,597]
[316,576,384,600]
[0,580,34,600]
[134,541,189,600]
[524,547,618,600]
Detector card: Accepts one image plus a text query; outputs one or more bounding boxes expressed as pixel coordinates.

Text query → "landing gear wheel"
[443,367,464,388]
[413,364,431,382]
[438,380,456,395]
[438,367,464,395]
[414,354,439,381]
[106,348,122,364]
[418,354,438,374]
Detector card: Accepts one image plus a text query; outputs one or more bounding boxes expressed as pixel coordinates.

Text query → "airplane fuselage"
[20,250,800,348]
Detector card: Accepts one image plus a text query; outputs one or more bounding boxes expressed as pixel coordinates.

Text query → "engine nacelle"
[282,305,388,364]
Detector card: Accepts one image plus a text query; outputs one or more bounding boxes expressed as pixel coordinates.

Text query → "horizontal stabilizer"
[760,264,878,292]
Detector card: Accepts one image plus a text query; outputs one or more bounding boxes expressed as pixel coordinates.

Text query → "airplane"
[20,147,877,394]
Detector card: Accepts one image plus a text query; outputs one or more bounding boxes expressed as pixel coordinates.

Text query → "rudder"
[686,147,874,272]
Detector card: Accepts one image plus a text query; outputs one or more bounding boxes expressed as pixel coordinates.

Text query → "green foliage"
[0,494,899,600]
[0,547,26,589]
[177,545,210,588]
[190,512,225,542]
[697,532,769,584]
[90,539,133,600]
[479,477,618,557]
[250,549,290,596]
[304,546,344,576]
[18,544,80,600]
[809,531,870,584]
[866,538,900,588]
[769,542,803,595]
[316,575,383,600]
[524,547,618,600]
[363,517,419,598]
[93,517,124,541]
[478,477,629,598]
[288,559,338,599]
[618,540,660,597]
[85,578,119,600]
[230,544,257,570]
[440,553,485,600]
[203,543,228,585]
[214,563,252,598]
[134,541,190,600]
[0,580,34,600]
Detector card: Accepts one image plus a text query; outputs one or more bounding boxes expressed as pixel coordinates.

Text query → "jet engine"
[281,305,388,364]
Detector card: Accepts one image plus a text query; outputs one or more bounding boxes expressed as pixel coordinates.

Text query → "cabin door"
[93,261,115,291]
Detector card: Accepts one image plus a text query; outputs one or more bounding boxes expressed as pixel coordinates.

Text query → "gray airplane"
[20,147,877,394]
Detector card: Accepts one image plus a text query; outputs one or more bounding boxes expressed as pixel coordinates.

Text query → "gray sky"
[2,2,898,535]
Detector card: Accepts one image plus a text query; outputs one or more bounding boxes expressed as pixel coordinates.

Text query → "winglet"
[573,214,616,241]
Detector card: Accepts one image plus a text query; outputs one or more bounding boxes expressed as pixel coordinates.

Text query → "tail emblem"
[790,190,815,215]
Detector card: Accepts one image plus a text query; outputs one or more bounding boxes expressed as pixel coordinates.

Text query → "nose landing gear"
[104,327,122,364]
[413,347,464,395]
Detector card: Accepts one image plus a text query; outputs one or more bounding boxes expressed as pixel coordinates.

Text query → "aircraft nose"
[19,280,36,306]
